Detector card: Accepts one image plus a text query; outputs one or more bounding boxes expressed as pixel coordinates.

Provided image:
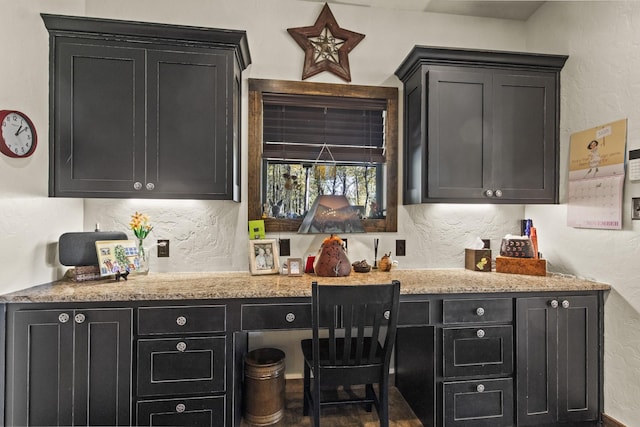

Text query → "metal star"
[287,3,365,82]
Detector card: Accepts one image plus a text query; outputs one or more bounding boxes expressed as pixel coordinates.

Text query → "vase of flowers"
[130,211,153,274]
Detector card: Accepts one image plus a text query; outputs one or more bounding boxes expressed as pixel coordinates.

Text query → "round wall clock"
[0,110,38,158]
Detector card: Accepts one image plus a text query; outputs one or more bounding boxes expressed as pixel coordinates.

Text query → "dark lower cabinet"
[137,396,225,427]
[6,307,132,426]
[516,295,599,426]
[443,378,514,427]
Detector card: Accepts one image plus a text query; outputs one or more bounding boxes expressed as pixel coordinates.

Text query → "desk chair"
[301,280,401,427]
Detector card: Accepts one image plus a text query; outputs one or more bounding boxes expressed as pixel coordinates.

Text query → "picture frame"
[249,239,280,275]
[95,240,142,276]
[287,258,303,276]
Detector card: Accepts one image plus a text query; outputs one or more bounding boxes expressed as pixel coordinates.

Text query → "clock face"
[1,111,37,157]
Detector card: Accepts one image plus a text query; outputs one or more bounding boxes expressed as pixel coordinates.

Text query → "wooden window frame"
[248,78,398,233]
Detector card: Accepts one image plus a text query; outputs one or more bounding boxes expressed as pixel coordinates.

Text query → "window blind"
[262,93,387,163]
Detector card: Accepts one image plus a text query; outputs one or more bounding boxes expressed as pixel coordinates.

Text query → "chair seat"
[301,337,384,367]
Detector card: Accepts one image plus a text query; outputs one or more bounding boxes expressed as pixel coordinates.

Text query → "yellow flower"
[130,211,153,240]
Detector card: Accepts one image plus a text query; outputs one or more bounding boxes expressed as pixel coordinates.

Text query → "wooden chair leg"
[312,370,321,427]
[379,382,389,427]
[303,362,310,416]
[365,384,375,412]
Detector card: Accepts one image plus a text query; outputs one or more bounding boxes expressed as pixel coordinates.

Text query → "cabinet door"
[427,68,493,200]
[492,73,557,202]
[556,295,599,422]
[137,396,225,427]
[146,49,235,199]
[73,308,133,426]
[53,39,146,197]
[7,309,74,426]
[137,336,226,396]
[517,296,600,425]
[516,297,558,426]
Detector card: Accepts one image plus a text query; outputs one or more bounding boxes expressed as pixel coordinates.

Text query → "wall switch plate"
[157,240,170,257]
[633,198,640,220]
[396,239,406,256]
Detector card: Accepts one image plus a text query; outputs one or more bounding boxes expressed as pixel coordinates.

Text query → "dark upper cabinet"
[516,295,600,426]
[42,14,250,200]
[6,307,133,426]
[395,46,567,204]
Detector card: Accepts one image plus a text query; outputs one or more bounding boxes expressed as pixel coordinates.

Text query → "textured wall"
[526,3,640,424]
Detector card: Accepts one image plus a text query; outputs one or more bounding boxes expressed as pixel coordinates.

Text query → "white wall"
[525,2,640,424]
[3,0,638,422]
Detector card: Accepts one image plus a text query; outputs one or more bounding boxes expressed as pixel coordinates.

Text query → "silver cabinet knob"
[176,316,187,326]
[176,403,186,413]
[285,312,295,323]
[484,189,494,197]
[476,307,485,316]
[384,310,391,320]
[74,313,86,324]
[134,181,143,190]
[476,384,485,393]
[146,182,155,191]
[176,342,187,352]
[494,189,503,198]
[562,300,570,309]
[476,329,485,338]
[550,300,559,308]
[59,313,70,323]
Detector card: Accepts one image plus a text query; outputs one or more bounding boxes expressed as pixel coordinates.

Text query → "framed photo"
[287,258,303,276]
[249,239,280,275]
[95,240,142,276]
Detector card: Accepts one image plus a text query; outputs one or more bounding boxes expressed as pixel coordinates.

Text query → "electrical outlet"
[157,240,170,257]
[633,198,640,220]
[396,239,406,257]
[279,239,291,257]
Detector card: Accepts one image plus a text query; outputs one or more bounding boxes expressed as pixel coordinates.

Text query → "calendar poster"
[567,118,627,229]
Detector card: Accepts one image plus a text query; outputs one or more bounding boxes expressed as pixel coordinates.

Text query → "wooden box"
[465,249,492,272]
[495,256,547,276]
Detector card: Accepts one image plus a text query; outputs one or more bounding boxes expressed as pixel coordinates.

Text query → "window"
[248,79,398,233]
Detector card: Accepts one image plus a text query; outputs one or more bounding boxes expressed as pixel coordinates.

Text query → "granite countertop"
[0,269,610,303]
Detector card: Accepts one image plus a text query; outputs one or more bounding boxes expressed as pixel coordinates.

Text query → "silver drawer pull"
[59,313,70,323]
[484,189,494,197]
[75,313,86,324]
[476,329,485,338]
[146,182,155,191]
[285,312,295,323]
[176,342,187,352]
[134,181,143,190]
[476,307,485,316]
[384,310,391,320]
[176,316,187,326]
[550,299,559,308]
[562,300,570,309]
[176,403,186,413]
[476,384,485,393]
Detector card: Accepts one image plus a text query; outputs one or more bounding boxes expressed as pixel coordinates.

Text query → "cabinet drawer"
[443,378,513,427]
[443,298,512,324]
[398,300,431,326]
[137,396,225,427]
[138,305,226,335]
[137,337,226,396]
[443,325,513,377]
[241,303,311,330]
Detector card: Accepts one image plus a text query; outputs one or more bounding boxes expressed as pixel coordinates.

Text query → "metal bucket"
[244,348,286,426]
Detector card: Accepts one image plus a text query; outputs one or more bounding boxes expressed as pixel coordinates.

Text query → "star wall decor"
[287,3,365,82]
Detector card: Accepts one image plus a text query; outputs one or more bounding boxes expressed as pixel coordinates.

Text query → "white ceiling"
[300,0,545,21]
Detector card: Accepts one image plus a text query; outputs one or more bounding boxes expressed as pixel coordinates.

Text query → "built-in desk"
[0,270,610,426]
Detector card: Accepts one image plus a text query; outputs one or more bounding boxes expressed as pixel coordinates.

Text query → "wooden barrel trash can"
[244,348,286,426]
